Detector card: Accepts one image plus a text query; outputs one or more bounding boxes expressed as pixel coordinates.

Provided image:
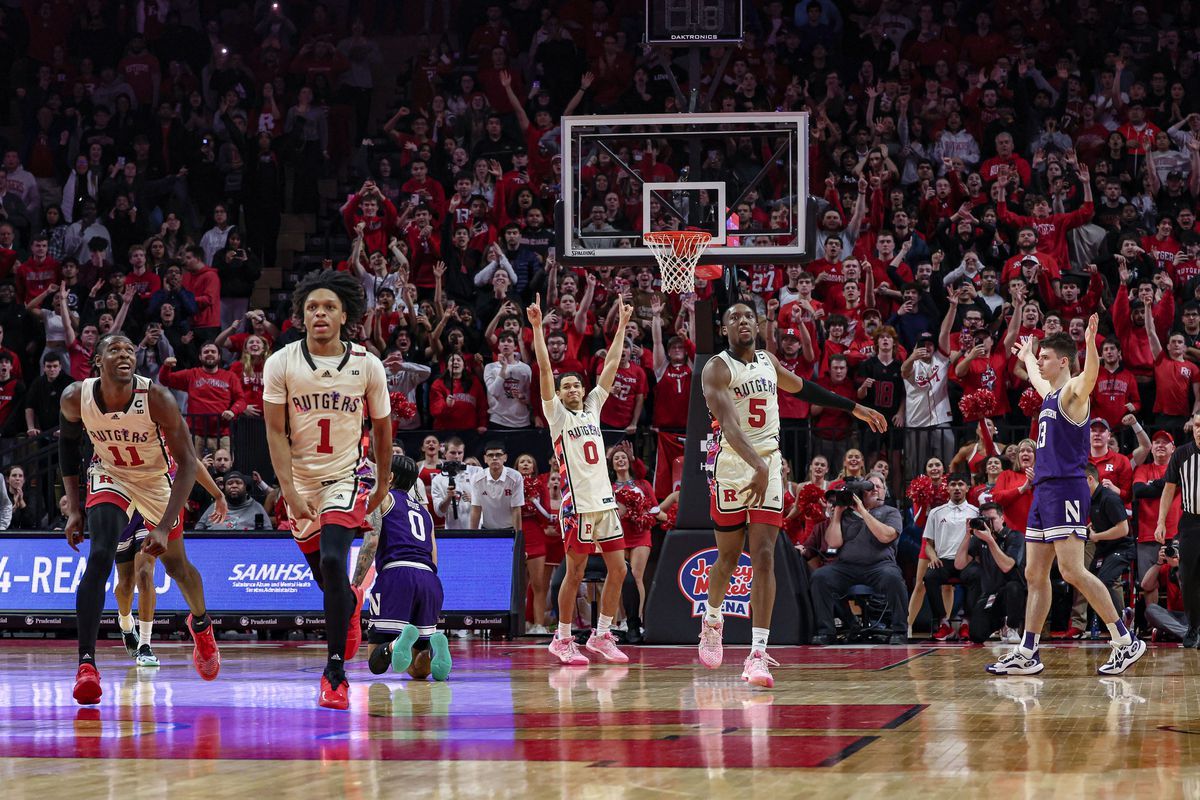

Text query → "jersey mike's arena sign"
[677,547,753,619]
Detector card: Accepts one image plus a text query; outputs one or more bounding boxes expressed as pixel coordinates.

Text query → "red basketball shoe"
[345,585,364,661]
[73,663,102,705]
[319,674,350,710]
[187,615,221,681]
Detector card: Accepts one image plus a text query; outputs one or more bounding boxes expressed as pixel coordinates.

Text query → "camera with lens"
[439,460,467,478]
[1166,543,1179,559]
[825,479,875,507]
[969,516,991,532]
[439,460,468,519]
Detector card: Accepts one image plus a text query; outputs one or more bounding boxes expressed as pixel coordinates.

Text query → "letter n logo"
[1065,500,1081,524]
[723,490,738,503]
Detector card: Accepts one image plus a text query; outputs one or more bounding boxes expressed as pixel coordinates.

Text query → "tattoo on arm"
[352,527,379,587]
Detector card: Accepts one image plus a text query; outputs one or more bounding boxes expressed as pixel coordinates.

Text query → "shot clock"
[645,0,744,44]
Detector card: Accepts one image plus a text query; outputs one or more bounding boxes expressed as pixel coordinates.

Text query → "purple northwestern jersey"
[375,490,437,572]
[1032,389,1089,484]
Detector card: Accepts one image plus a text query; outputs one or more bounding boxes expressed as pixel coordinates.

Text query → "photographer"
[809,473,908,645]
[429,437,480,530]
[1069,464,1133,633]
[1141,544,1188,642]
[922,474,979,640]
[955,502,1026,644]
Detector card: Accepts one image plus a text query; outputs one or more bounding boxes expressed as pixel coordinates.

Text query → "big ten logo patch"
[677,548,753,619]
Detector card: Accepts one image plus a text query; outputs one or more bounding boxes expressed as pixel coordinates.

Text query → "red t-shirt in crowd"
[1091,365,1141,429]
[1152,354,1200,416]
[157,362,247,434]
[1089,449,1133,504]
[653,362,692,429]
[1156,563,1185,612]
[226,332,276,357]
[992,469,1033,534]
[429,377,487,430]
[599,363,648,429]
[1133,461,1182,544]
[952,347,1010,414]
[125,269,161,300]
[777,352,816,420]
[0,377,22,430]
[15,257,59,304]
[182,265,221,329]
[230,360,265,411]
[68,340,93,382]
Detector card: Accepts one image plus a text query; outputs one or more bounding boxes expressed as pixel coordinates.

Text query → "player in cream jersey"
[530,294,634,667]
[710,347,781,482]
[698,303,888,688]
[60,334,219,704]
[264,270,392,711]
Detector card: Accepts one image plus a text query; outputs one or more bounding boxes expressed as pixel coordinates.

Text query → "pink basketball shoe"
[741,650,780,688]
[585,631,630,663]
[549,635,590,666]
[698,617,724,669]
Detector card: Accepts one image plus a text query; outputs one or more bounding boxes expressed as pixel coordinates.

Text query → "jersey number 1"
[108,446,145,468]
[317,418,334,454]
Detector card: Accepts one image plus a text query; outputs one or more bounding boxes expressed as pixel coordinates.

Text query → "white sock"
[751,627,769,653]
[139,621,153,647]
[704,605,722,625]
[596,614,613,636]
[1106,621,1133,646]
[119,613,135,634]
[1018,631,1040,656]
[557,622,572,640]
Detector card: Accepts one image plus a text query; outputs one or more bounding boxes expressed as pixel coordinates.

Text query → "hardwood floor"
[0,639,1196,798]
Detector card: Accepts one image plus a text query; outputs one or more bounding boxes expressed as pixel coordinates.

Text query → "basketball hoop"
[644,231,722,294]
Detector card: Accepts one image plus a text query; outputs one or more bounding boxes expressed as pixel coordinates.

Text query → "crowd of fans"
[0,0,1196,642]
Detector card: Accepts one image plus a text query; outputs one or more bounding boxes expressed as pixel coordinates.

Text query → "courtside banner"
[0,531,516,615]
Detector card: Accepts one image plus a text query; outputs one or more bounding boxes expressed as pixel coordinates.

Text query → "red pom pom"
[615,485,654,536]
[907,475,948,509]
[522,474,542,516]
[796,482,828,523]
[662,504,679,531]
[1018,387,1043,418]
[389,392,418,421]
[958,389,996,422]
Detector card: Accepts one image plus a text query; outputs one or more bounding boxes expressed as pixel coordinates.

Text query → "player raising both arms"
[264,270,392,710]
[114,467,227,667]
[61,334,220,705]
[529,294,635,666]
[360,455,452,682]
[699,303,887,687]
[988,315,1146,676]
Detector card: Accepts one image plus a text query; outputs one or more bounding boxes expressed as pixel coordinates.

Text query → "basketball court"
[1,639,1196,797]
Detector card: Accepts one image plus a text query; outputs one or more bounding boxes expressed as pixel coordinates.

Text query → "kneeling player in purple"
[364,455,452,681]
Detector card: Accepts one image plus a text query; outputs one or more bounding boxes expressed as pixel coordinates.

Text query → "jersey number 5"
[748,398,767,428]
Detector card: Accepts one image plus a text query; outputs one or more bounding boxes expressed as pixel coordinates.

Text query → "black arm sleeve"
[1133,479,1165,499]
[59,414,84,478]
[796,379,858,412]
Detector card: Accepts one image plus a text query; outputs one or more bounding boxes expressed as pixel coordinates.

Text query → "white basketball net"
[644,231,713,294]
